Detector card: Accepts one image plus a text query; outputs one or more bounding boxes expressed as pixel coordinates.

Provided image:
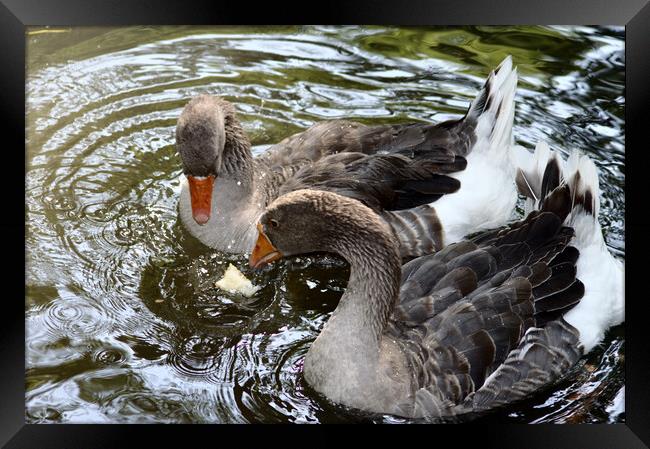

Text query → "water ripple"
[43,295,110,340]
[26,25,625,423]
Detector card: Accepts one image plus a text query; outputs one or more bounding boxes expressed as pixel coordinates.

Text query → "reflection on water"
[26,25,624,423]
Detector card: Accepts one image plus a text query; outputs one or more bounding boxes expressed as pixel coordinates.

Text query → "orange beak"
[187,175,215,225]
[249,223,283,269]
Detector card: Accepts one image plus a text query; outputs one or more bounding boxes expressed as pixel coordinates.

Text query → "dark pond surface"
[26,25,624,423]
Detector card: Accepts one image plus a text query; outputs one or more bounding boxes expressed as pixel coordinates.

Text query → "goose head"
[176,95,253,225]
[249,189,399,270]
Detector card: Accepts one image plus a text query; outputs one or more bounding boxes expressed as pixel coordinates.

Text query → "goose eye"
[269,218,279,228]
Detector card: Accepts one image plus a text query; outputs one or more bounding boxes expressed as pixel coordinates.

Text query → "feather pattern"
[467,319,582,412]
[387,205,584,418]
[382,205,444,259]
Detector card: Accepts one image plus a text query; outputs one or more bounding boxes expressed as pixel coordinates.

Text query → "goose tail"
[561,150,623,352]
[515,141,624,352]
[563,151,601,241]
[430,57,519,243]
[464,55,518,165]
[515,142,603,244]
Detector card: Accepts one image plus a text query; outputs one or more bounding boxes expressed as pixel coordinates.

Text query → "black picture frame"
[3,0,649,447]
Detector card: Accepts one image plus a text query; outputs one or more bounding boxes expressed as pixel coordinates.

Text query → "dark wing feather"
[386,210,585,418]
[468,319,582,412]
[261,119,475,172]
[262,115,476,215]
[278,151,462,212]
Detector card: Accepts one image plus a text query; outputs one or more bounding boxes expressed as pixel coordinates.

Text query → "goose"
[176,56,518,257]
[247,144,624,418]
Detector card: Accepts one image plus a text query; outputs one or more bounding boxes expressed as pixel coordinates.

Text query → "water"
[25,25,625,424]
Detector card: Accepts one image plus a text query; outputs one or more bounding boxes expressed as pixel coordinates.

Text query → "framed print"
[2,0,649,446]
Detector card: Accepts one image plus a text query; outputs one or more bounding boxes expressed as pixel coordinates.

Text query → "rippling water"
[25,25,625,423]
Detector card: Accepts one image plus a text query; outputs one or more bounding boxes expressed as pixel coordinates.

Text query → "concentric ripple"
[26,25,624,423]
[166,334,226,380]
[42,295,110,340]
